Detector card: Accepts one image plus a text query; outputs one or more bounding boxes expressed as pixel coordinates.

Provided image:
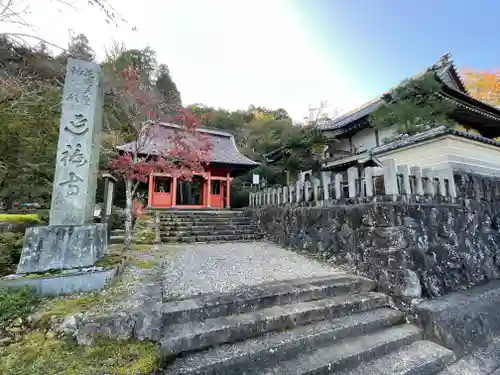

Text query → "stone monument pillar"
[17,58,108,274]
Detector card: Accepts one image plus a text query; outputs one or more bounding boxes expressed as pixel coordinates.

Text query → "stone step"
[436,338,500,375]
[162,274,376,325]
[160,221,253,228]
[161,229,257,237]
[112,229,125,235]
[160,224,257,231]
[109,235,124,244]
[163,308,404,375]
[160,233,264,243]
[158,211,246,217]
[253,324,422,375]
[159,291,390,358]
[160,218,252,224]
[336,340,455,375]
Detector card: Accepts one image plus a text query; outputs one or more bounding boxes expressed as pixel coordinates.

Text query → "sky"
[3,0,500,121]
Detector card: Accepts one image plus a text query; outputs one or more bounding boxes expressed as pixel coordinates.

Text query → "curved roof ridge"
[158,122,234,138]
[116,122,259,167]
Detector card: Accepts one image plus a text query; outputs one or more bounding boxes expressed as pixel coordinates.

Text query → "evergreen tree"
[369,71,457,139]
[155,64,181,105]
[67,33,95,61]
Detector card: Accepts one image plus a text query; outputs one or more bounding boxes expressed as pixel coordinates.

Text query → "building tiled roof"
[116,122,259,167]
[370,126,500,155]
[321,126,500,172]
[319,53,471,131]
[318,98,382,131]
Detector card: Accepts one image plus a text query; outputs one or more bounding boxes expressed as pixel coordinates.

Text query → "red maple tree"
[107,64,211,250]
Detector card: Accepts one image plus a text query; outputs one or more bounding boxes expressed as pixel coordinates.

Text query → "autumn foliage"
[107,64,212,185]
[461,69,500,106]
[106,63,211,250]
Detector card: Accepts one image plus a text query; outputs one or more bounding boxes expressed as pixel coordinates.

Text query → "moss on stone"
[0,332,159,375]
[94,253,125,268]
[132,259,157,270]
[132,229,156,245]
[131,243,156,253]
[0,213,41,224]
[36,294,102,327]
[20,269,64,279]
[0,286,39,325]
[0,241,167,374]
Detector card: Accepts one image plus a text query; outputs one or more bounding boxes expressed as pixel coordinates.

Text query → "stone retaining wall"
[246,173,500,301]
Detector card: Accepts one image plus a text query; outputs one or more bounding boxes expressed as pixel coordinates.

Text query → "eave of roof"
[116,122,259,168]
[321,126,500,171]
[371,126,500,155]
[321,152,382,172]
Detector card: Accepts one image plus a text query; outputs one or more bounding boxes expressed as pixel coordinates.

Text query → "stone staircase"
[159,274,456,374]
[110,229,125,244]
[159,210,263,243]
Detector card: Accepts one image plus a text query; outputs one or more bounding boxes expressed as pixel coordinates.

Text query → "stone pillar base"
[17,223,108,274]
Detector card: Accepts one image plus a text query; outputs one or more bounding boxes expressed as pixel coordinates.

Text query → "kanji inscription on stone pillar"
[49,58,103,226]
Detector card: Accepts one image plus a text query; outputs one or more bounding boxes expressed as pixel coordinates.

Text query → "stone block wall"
[246,172,500,301]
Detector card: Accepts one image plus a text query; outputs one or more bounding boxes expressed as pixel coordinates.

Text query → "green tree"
[104,45,157,84]
[369,72,457,139]
[0,85,60,207]
[155,64,181,105]
[67,33,95,61]
[0,37,61,208]
[276,125,326,176]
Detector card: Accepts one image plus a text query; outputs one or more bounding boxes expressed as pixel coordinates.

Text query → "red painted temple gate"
[117,123,259,209]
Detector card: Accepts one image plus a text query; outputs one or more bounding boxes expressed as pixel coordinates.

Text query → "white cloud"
[2,0,360,120]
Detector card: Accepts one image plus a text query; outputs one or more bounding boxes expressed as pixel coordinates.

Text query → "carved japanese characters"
[49,58,103,226]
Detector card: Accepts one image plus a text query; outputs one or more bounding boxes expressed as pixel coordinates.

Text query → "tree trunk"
[124,178,133,251]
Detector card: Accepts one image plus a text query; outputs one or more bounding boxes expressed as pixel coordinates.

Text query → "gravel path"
[161,241,342,298]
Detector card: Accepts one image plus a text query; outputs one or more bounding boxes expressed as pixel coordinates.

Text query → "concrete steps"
[161,227,256,236]
[333,340,455,375]
[161,274,376,325]
[161,223,256,233]
[159,274,454,374]
[161,218,253,225]
[160,233,264,243]
[110,229,124,244]
[159,210,261,243]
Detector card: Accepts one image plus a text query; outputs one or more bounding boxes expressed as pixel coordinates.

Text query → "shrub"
[0,232,23,277]
[0,214,41,224]
[0,286,39,325]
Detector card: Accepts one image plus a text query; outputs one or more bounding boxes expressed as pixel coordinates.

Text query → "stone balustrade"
[249,159,457,207]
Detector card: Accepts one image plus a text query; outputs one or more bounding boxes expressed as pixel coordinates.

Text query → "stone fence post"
[347,167,358,198]
[304,180,311,202]
[411,166,424,195]
[321,172,330,201]
[296,181,302,203]
[313,179,320,202]
[365,167,374,197]
[334,173,342,199]
[442,167,457,198]
[422,169,435,196]
[383,159,398,195]
[397,164,411,195]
